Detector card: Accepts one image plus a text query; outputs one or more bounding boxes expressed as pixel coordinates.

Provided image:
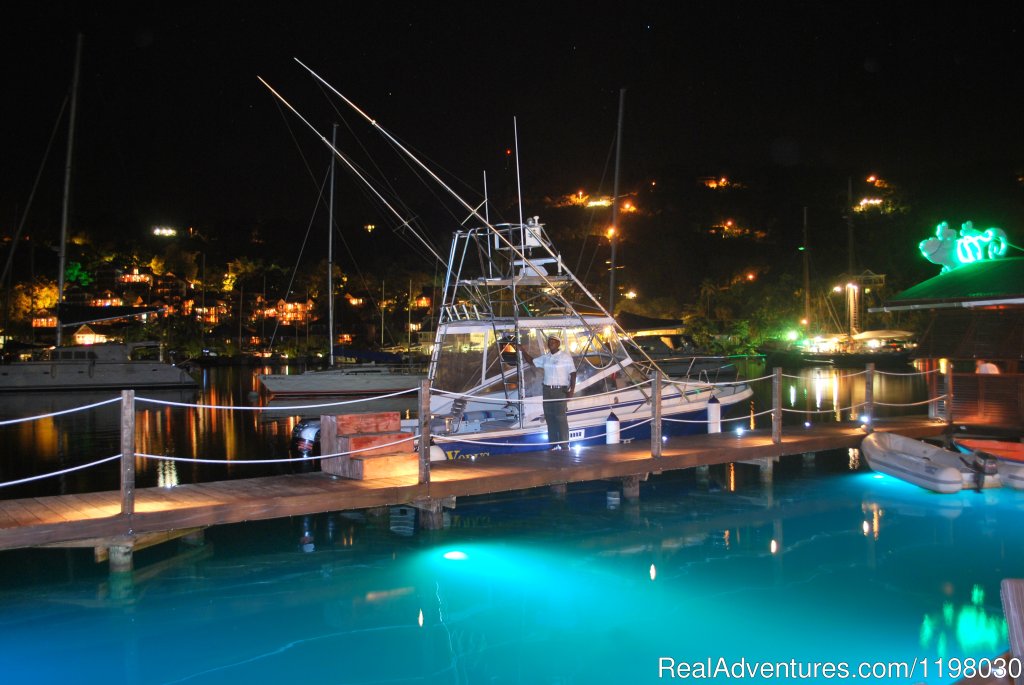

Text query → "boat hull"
[432,407,711,459]
[0,360,196,392]
[955,438,1024,490]
[861,432,965,494]
[259,367,424,399]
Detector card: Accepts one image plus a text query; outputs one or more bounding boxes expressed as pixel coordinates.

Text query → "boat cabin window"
[48,349,96,361]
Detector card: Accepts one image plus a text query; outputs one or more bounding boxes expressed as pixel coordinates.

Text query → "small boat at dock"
[954,438,1024,490]
[861,432,998,493]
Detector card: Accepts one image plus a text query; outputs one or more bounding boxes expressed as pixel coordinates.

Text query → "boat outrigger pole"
[292,59,624,331]
[257,76,448,269]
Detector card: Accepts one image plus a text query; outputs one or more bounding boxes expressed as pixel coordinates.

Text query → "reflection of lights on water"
[770,539,778,554]
[157,459,178,488]
[728,463,736,492]
[788,385,796,407]
[650,564,657,581]
[920,583,1009,657]
[860,504,882,539]
[443,551,468,560]
[723,529,731,550]
[418,609,424,627]
[848,447,860,470]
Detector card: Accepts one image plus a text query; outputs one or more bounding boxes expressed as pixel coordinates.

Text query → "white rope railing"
[136,433,417,465]
[876,368,941,376]
[781,403,865,415]
[663,409,771,424]
[136,386,419,411]
[874,395,947,407]
[430,417,656,447]
[0,397,121,426]
[0,454,122,488]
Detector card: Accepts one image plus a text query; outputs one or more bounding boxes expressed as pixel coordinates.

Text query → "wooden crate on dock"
[320,412,418,480]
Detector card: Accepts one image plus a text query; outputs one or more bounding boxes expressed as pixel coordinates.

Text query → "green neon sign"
[919,221,1008,272]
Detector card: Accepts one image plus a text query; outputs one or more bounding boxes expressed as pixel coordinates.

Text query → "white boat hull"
[260,366,424,398]
[0,360,196,392]
[861,432,968,494]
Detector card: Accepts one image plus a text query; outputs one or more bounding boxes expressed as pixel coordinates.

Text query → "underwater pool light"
[443,550,468,561]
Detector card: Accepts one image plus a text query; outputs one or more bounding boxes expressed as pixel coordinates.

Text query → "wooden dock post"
[945,364,955,427]
[772,368,782,445]
[863,363,875,433]
[418,379,431,484]
[416,501,444,531]
[651,371,663,457]
[621,475,643,501]
[120,390,135,517]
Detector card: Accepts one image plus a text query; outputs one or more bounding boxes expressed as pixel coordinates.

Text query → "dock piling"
[120,390,135,516]
[772,368,782,445]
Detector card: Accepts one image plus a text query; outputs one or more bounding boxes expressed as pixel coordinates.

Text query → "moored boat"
[954,438,1024,490]
[259,364,425,399]
[0,342,197,392]
[861,431,998,493]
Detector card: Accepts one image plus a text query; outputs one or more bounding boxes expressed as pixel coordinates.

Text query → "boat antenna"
[482,170,489,224]
[56,33,83,347]
[257,76,448,269]
[514,117,525,236]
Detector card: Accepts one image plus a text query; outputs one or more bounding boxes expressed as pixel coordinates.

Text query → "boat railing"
[0,364,951,499]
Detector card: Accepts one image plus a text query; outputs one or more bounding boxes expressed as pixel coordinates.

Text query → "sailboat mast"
[56,33,83,347]
[328,123,337,367]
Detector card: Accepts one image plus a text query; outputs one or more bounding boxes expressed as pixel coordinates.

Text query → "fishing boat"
[0,342,196,392]
[417,218,752,458]
[954,438,1024,490]
[861,431,998,493]
[266,64,753,459]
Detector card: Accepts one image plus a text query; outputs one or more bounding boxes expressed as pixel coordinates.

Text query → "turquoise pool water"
[0,454,1019,684]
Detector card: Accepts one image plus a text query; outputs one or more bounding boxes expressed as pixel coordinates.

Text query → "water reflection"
[746,361,928,429]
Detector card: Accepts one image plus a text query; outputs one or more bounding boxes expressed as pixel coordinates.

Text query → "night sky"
[3,2,1023,253]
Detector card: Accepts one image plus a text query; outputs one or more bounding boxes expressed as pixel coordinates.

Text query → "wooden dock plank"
[0,417,946,552]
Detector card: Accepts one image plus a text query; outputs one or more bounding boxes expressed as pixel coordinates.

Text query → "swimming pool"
[0,453,1018,684]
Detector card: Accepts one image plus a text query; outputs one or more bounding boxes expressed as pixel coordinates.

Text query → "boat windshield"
[431,322,631,398]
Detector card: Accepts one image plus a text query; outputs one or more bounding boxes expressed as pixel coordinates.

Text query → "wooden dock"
[0,417,945,559]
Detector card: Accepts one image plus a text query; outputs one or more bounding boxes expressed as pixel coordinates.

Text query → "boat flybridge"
[418,218,753,458]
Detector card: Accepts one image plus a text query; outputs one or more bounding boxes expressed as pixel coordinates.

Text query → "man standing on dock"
[522,335,576,450]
